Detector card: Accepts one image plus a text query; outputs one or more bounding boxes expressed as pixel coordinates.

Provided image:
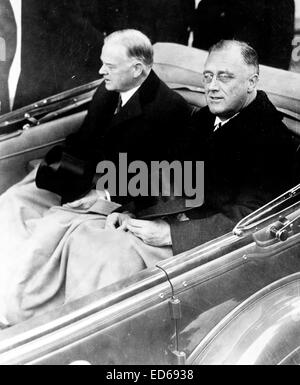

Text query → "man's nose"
[99,64,106,75]
[207,76,220,91]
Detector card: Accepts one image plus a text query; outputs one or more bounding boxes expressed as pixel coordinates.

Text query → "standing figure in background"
[134,0,194,44]
[13,0,106,109]
[101,0,194,45]
[0,0,106,112]
[1,0,195,114]
[193,0,295,70]
[0,0,16,113]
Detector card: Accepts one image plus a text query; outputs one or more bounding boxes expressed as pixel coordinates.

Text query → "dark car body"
[0,44,299,365]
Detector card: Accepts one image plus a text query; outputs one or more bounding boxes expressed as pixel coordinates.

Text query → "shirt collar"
[120,85,141,107]
[214,113,239,131]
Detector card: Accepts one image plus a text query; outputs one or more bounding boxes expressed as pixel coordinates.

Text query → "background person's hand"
[124,218,172,247]
[105,212,134,230]
[63,189,106,210]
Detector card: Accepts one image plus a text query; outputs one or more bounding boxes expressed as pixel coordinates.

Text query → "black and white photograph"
[0,0,299,367]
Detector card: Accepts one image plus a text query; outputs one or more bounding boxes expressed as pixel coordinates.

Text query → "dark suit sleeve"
[169,199,256,255]
[63,84,108,161]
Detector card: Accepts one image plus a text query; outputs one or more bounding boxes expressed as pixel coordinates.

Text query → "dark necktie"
[0,0,17,114]
[114,94,122,115]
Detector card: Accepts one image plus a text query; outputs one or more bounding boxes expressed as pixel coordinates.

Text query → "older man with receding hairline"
[0,29,192,324]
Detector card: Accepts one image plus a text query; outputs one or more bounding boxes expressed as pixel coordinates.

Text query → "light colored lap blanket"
[0,168,172,325]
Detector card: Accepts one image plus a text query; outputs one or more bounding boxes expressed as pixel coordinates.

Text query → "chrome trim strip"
[0,280,171,365]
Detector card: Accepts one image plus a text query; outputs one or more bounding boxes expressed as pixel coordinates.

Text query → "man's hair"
[209,40,260,74]
[104,29,154,67]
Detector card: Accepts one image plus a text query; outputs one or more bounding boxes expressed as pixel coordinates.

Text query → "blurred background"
[0,0,300,115]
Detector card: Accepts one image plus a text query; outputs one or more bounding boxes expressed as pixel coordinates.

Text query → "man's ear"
[132,62,144,78]
[248,73,259,92]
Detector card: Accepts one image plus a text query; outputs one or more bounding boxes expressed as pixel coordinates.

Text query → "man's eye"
[203,73,213,83]
[202,73,234,84]
[218,74,234,82]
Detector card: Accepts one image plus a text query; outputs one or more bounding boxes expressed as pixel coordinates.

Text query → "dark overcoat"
[193,0,295,70]
[58,70,192,213]
[101,0,194,45]
[13,0,105,109]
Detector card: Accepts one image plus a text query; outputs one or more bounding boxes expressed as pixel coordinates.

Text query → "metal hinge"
[269,214,300,242]
[157,265,187,365]
[233,184,300,237]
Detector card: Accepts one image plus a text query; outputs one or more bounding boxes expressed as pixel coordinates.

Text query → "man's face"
[203,46,256,119]
[99,42,137,92]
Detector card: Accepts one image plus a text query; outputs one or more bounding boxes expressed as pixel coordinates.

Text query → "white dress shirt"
[120,85,141,107]
[214,113,239,131]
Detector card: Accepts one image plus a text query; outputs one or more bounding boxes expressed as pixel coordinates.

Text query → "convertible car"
[0,44,299,365]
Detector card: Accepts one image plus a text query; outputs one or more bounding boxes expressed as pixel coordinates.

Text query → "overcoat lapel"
[109,70,161,129]
[93,85,119,121]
